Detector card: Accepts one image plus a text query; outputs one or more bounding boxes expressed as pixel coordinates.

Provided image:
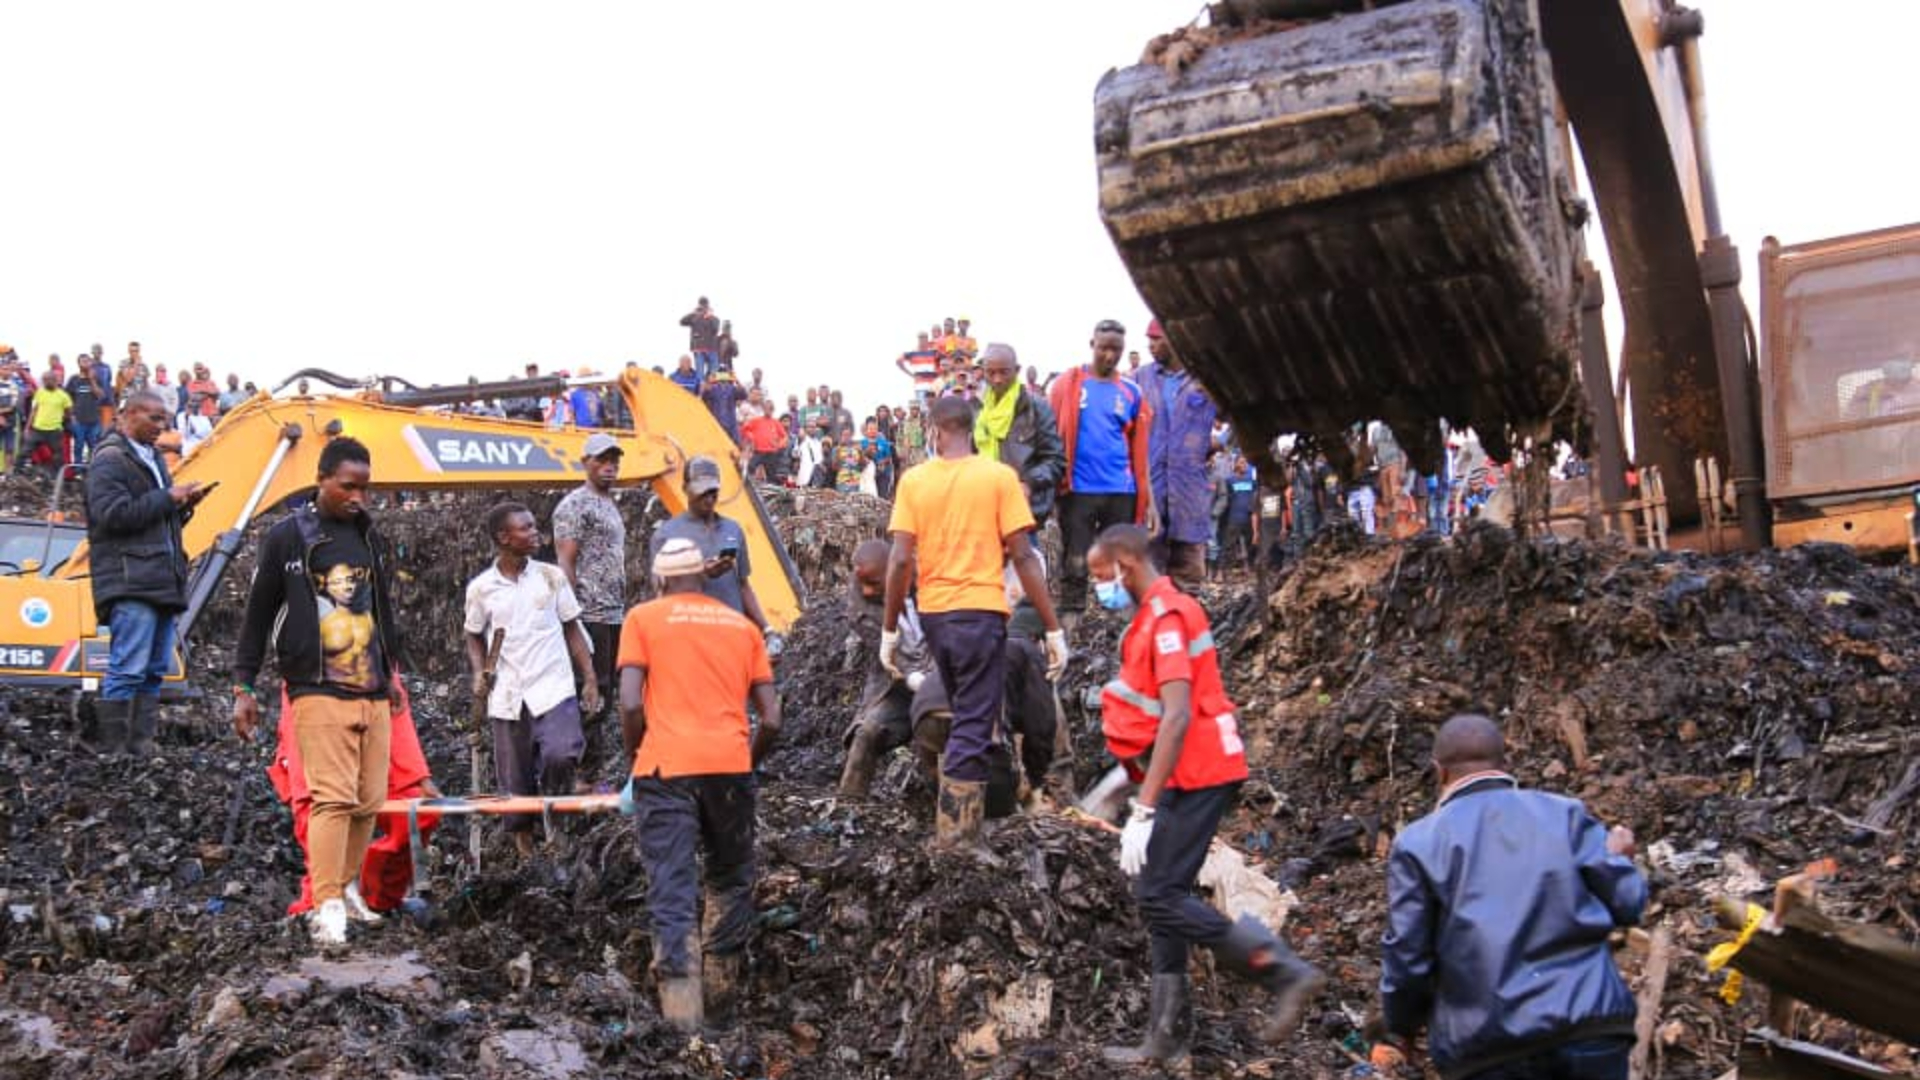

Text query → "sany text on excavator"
[0,366,803,697]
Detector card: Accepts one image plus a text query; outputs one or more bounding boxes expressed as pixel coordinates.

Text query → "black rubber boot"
[129,694,161,758]
[93,698,130,756]
[837,724,882,800]
[701,887,743,1024]
[1212,914,1326,1042]
[658,974,703,1032]
[1102,973,1191,1065]
[932,775,1002,866]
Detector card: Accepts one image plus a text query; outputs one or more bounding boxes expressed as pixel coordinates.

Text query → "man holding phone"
[647,456,771,635]
[84,388,215,757]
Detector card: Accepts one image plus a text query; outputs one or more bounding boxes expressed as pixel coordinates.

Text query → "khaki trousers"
[292,695,392,904]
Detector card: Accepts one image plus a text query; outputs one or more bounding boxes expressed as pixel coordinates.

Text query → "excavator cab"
[0,519,86,578]
[1762,223,1920,550]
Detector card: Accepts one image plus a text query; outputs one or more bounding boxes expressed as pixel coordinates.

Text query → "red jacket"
[1047,365,1153,523]
[1101,577,1247,791]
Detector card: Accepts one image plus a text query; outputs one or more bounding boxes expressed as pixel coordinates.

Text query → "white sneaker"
[309,898,349,947]
[343,882,384,924]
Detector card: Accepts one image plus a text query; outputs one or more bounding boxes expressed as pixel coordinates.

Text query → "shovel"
[470,628,505,870]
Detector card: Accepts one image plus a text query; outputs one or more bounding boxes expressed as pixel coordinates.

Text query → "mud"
[4,486,1919,1078]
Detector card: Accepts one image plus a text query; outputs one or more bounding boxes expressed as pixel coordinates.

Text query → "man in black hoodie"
[84,389,213,756]
[231,437,405,948]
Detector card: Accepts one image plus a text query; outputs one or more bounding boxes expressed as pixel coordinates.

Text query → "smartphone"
[719,545,739,561]
[196,480,222,497]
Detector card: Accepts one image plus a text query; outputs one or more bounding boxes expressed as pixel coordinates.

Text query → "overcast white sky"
[2,1,1913,425]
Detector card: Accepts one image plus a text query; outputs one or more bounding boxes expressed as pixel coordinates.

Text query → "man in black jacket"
[231,437,406,948]
[975,344,1066,526]
[84,390,212,756]
[680,297,721,383]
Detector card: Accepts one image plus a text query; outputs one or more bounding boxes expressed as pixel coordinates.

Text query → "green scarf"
[974,385,1019,461]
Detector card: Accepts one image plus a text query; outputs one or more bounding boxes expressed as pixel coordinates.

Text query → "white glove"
[1044,629,1070,681]
[1119,799,1155,876]
[879,629,903,679]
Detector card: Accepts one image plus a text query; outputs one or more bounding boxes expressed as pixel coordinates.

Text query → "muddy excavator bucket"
[1095,0,1585,470]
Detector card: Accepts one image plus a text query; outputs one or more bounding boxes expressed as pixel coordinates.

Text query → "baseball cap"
[1146,320,1165,339]
[685,455,723,496]
[582,432,623,459]
[652,537,705,578]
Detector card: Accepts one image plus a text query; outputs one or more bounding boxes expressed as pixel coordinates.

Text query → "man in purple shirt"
[1135,320,1216,591]
[701,369,747,445]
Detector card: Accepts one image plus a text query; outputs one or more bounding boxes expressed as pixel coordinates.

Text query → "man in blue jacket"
[1380,713,1644,1080]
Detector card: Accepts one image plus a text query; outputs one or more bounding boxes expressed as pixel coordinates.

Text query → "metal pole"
[233,426,303,530]
[1666,7,1770,549]
[1700,237,1770,549]
[1578,262,1632,517]
[175,427,304,644]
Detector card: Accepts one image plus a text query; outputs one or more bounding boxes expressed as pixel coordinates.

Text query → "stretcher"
[377,794,624,894]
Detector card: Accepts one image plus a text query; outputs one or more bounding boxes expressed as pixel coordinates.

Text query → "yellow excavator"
[0,366,803,696]
[1095,0,1920,554]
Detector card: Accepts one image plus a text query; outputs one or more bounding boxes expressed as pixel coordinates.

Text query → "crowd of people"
[652,306,1522,594]
[0,341,257,478]
[62,302,1645,1077]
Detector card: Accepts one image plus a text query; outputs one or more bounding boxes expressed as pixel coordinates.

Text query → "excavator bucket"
[1095,0,1585,470]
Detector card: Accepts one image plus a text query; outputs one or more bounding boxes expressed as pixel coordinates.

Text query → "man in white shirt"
[795,418,829,489]
[464,501,602,856]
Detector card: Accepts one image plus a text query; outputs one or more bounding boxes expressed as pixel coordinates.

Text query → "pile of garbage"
[3,483,1919,1077]
[1059,523,1920,1076]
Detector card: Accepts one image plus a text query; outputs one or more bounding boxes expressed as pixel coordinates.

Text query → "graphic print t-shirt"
[297,516,387,698]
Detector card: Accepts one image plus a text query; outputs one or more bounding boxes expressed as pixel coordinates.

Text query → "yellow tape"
[1704,902,1768,1004]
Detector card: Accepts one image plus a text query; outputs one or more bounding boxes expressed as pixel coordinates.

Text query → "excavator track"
[1095,0,1585,471]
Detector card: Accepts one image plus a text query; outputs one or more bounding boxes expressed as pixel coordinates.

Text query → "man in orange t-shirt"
[882,395,1068,858]
[617,537,781,1032]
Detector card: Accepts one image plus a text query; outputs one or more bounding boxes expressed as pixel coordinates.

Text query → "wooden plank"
[1629,926,1674,1080]
[1714,896,1920,1042]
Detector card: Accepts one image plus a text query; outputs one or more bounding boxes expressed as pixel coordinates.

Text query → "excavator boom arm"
[16,367,799,696]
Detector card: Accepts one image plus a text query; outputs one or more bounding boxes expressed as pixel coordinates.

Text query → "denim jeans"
[694,350,720,382]
[1347,485,1377,534]
[103,600,176,701]
[72,423,102,462]
[1466,1038,1632,1080]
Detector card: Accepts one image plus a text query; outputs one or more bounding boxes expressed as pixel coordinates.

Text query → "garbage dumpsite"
[5,1,1920,1077]
[3,485,1916,1078]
